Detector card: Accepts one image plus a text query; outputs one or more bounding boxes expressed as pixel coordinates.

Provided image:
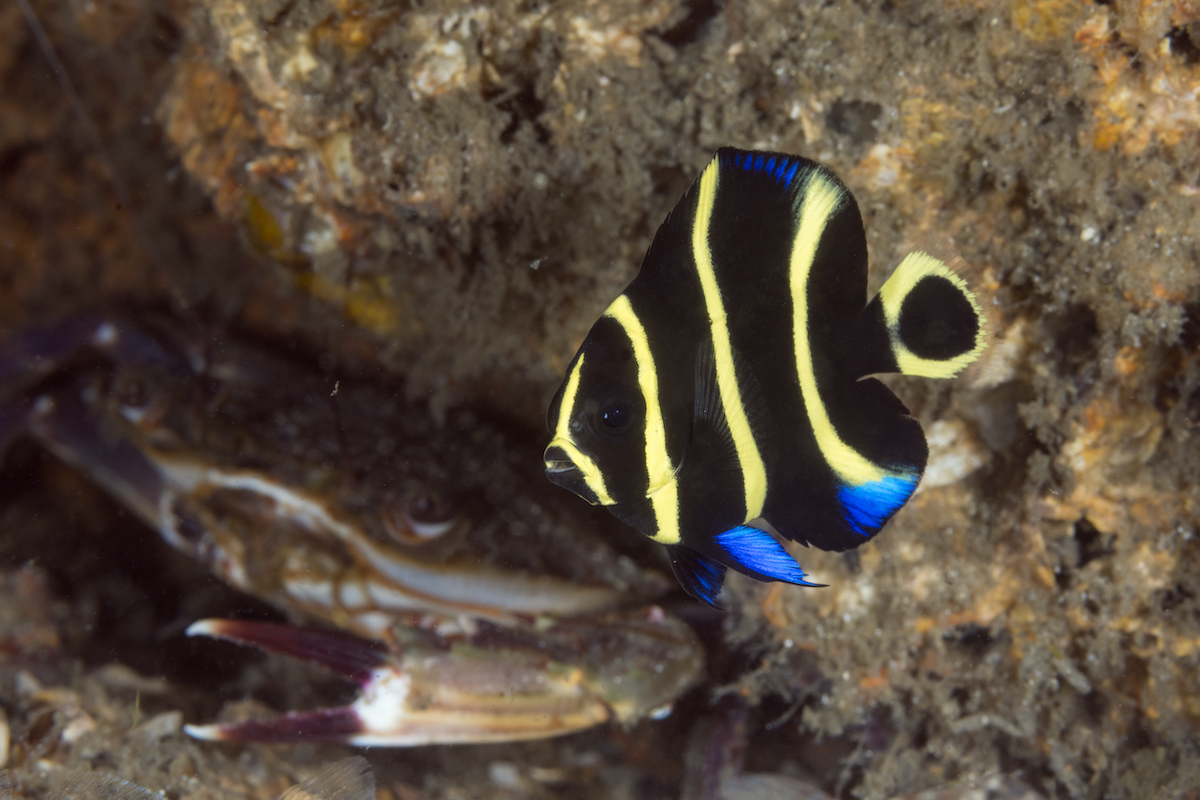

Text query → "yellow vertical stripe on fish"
[690,159,768,521]
[603,295,681,544]
[878,251,987,379]
[546,354,615,505]
[789,174,887,487]
[647,476,680,546]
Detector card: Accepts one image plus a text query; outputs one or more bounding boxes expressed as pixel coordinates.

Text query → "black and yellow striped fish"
[544,148,987,606]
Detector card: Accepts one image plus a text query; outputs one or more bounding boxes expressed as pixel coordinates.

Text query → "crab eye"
[382,487,460,544]
[110,370,168,426]
[116,376,150,409]
[405,491,457,538]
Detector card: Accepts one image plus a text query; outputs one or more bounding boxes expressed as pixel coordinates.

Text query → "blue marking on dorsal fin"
[782,161,799,185]
[838,474,919,536]
[718,148,805,190]
[713,526,822,586]
[668,546,727,607]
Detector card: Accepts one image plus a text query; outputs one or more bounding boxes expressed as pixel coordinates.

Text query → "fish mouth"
[544,459,578,476]
[543,444,599,503]
[542,445,579,477]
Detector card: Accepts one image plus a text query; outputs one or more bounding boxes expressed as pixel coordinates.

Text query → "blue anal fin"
[712,526,823,587]
[838,474,919,537]
[668,546,727,607]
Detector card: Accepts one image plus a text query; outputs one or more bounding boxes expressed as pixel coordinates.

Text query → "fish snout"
[543,443,579,477]
[542,442,598,503]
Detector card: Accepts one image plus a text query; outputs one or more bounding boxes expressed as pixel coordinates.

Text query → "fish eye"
[586,382,641,438]
[600,401,632,430]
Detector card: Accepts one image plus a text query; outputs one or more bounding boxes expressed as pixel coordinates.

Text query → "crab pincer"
[185,609,698,745]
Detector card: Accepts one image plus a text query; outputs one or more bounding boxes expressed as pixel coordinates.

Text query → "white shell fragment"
[914,420,989,494]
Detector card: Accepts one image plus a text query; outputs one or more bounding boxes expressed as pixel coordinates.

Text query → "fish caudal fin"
[855,249,988,380]
[668,546,727,607]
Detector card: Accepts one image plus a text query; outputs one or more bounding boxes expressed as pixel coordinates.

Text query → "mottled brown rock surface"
[1,0,1199,798]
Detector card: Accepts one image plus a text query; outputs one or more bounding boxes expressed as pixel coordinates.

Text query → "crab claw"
[184,611,701,746]
[183,619,397,743]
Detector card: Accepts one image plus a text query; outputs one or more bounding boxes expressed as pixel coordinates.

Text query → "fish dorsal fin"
[635,148,818,292]
[717,148,809,196]
[668,545,727,607]
[710,525,824,586]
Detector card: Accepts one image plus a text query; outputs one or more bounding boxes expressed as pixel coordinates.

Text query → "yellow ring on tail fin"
[878,250,987,379]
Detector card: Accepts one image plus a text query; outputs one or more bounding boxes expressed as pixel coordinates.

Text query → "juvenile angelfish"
[544,148,987,606]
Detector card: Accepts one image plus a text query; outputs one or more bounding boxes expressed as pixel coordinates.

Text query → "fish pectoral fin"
[691,340,736,466]
[688,341,769,476]
[710,525,824,587]
[668,545,727,607]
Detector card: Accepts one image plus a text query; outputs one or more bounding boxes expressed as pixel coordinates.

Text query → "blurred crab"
[0,313,703,746]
